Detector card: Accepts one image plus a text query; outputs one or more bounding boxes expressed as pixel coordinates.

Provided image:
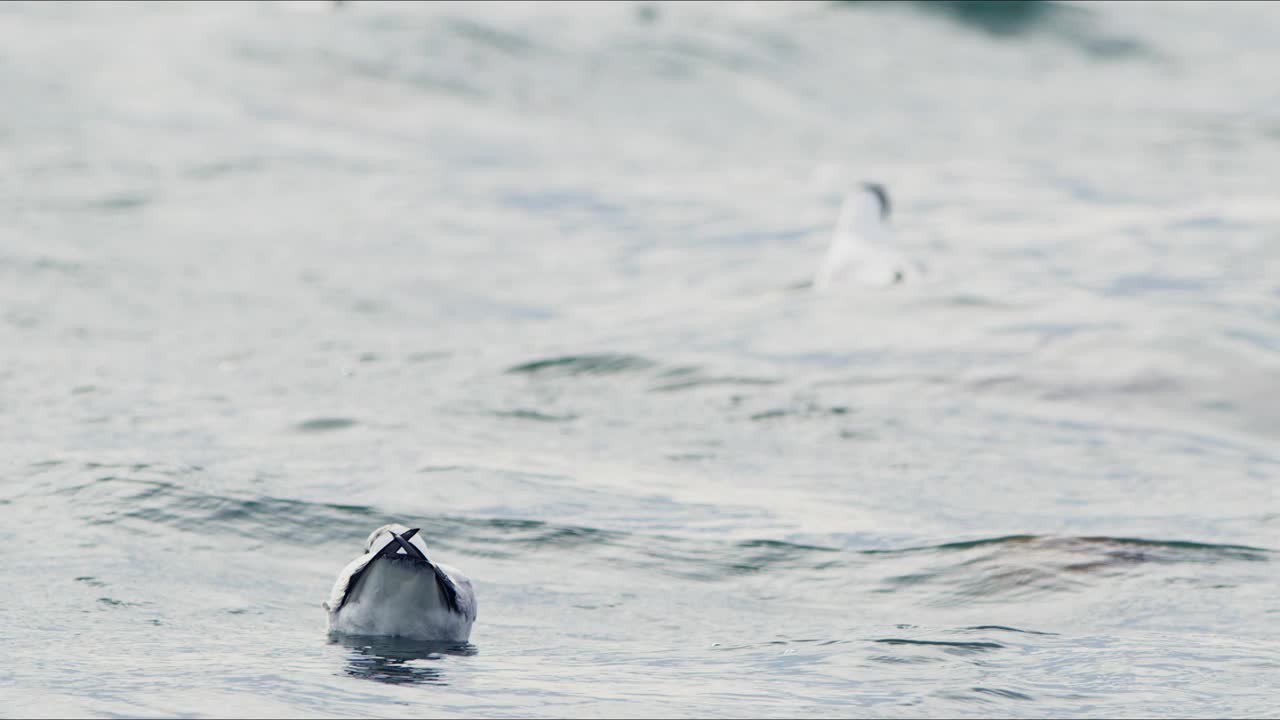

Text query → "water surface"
[2,1,1279,717]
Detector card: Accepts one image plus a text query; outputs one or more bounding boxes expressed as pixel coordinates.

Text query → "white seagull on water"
[813,183,919,291]
[324,524,477,642]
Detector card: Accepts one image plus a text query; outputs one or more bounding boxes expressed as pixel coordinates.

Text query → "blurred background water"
[2,1,1278,717]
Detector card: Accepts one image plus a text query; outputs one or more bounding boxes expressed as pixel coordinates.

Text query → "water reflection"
[331,634,477,686]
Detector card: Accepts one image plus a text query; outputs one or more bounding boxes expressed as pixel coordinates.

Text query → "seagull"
[813,183,918,291]
[324,524,477,643]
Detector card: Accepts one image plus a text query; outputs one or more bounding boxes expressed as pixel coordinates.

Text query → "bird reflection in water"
[332,634,477,686]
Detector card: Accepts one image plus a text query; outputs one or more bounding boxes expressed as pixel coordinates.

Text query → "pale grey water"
[2,1,1279,717]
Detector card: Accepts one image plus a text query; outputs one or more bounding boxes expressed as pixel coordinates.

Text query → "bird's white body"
[324,524,476,642]
[813,186,917,291]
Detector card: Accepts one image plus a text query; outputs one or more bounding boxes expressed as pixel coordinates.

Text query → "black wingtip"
[379,530,428,563]
[861,182,891,221]
[431,563,464,616]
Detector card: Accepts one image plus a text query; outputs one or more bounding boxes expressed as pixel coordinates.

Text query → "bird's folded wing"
[324,532,403,613]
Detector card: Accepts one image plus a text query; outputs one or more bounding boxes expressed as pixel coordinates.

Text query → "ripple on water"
[973,686,1035,701]
[53,469,1273,599]
[873,638,1006,654]
[491,409,579,423]
[294,417,359,432]
[866,534,1272,605]
[506,353,656,377]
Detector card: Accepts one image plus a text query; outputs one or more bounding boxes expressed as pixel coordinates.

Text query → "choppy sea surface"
[2,1,1279,717]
